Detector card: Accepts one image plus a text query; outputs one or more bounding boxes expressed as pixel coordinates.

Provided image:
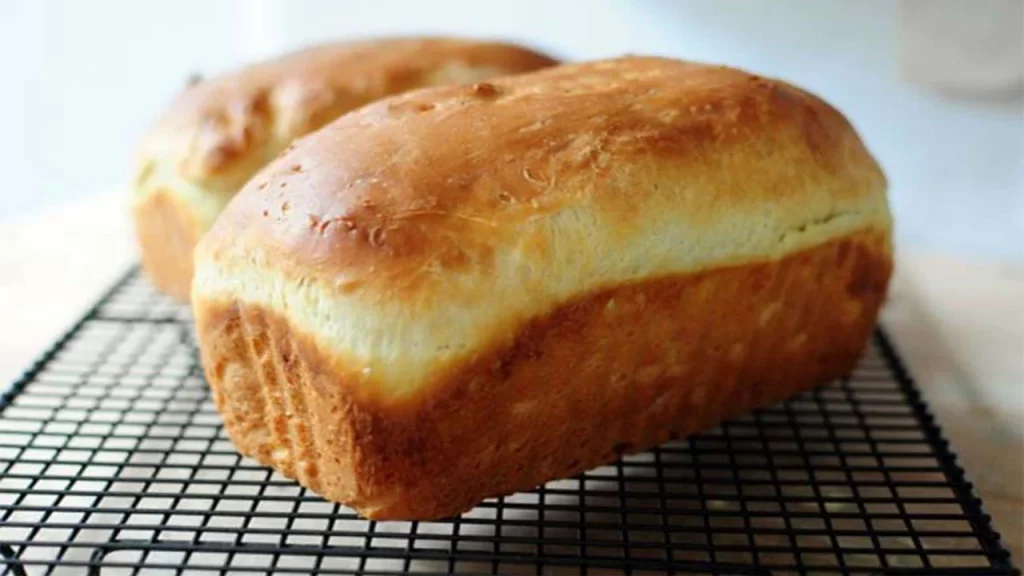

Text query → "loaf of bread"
[132,37,557,300]
[192,56,893,520]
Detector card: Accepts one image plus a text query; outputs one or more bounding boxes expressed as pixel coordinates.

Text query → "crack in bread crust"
[194,230,891,520]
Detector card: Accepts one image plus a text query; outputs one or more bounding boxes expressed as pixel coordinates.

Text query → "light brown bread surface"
[131,37,558,300]
[192,56,893,519]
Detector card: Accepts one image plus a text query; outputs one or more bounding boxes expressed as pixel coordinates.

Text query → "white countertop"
[1,190,1021,560]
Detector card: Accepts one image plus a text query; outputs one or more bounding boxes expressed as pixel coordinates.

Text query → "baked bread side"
[192,56,893,519]
[132,37,558,300]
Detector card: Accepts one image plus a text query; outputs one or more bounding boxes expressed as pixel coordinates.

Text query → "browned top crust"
[205,56,887,281]
[194,56,891,395]
[134,37,558,204]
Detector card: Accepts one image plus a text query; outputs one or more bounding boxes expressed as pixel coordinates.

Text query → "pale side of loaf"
[192,56,893,520]
[131,37,558,300]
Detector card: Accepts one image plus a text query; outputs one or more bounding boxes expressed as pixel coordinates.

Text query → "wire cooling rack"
[0,268,1018,576]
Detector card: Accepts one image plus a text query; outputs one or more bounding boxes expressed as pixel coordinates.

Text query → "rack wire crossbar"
[0,268,1018,575]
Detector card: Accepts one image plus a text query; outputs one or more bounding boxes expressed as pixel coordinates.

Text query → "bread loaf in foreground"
[131,37,557,300]
[192,56,893,520]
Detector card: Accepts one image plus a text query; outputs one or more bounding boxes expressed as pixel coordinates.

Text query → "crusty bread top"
[133,37,557,229]
[194,56,891,397]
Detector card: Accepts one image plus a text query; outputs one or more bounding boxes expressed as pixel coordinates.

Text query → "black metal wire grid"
[0,268,1018,576]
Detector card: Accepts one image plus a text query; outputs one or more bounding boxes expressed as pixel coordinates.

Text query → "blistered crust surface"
[195,56,892,392]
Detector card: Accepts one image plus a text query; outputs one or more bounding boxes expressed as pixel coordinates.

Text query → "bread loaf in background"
[131,37,558,300]
[192,56,893,520]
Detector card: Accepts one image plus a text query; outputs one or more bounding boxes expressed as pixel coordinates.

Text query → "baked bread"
[132,37,558,300]
[192,56,893,520]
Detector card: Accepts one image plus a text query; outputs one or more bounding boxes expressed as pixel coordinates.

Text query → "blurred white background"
[1,0,1021,259]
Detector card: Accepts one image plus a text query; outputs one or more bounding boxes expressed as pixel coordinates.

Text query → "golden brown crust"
[133,37,557,301]
[133,189,201,301]
[194,230,892,520]
[204,55,887,290]
[138,37,558,185]
[194,55,891,394]
[192,55,893,518]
